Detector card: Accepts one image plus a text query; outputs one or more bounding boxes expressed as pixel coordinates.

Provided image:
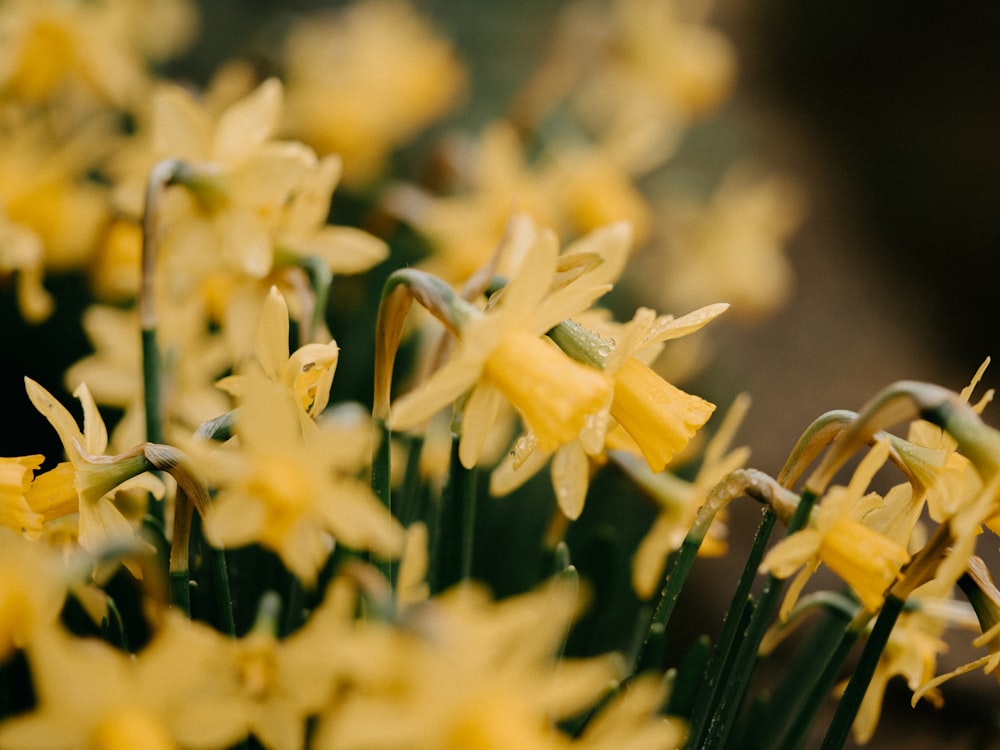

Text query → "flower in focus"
[388,215,623,469]
[760,438,912,617]
[282,0,465,189]
[492,302,725,519]
[0,454,45,537]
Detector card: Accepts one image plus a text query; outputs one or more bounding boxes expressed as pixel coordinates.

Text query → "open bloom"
[312,580,621,750]
[198,372,403,585]
[491,302,725,518]
[760,438,912,617]
[216,286,340,426]
[23,378,161,554]
[388,215,627,469]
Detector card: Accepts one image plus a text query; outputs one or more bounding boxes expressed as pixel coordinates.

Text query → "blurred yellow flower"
[23,378,162,554]
[282,0,465,188]
[0,0,196,107]
[312,580,621,750]
[197,373,403,585]
[646,167,803,319]
[0,529,66,662]
[217,286,339,424]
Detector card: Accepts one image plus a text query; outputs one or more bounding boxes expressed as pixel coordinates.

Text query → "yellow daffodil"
[282,0,466,188]
[0,213,53,321]
[23,378,162,553]
[197,372,403,585]
[0,0,196,107]
[0,624,179,750]
[65,301,231,452]
[217,286,339,425]
[274,154,388,274]
[388,215,625,469]
[385,121,563,283]
[0,455,45,537]
[492,302,725,519]
[571,674,687,750]
[312,580,621,750]
[0,529,66,662]
[644,166,803,320]
[911,557,1000,712]
[850,588,974,744]
[760,439,912,617]
[0,110,111,279]
[134,593,355,750]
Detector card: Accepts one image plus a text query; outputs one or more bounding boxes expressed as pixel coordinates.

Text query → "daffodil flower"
[216,286,339,425]
[311,580,621,750]
[198,372,403,585]
[760,439,912,617]
[24,378,163,554]
[492,302,726,518]
[388,215,628,469]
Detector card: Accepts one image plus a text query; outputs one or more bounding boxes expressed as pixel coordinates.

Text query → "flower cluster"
[1,1,997,750]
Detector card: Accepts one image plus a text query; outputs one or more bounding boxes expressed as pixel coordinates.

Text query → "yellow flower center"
[610,358,715,473]
[245,456,315,534]
[236,634,279,701]
[484,332,610,454]
[89,708,175,750]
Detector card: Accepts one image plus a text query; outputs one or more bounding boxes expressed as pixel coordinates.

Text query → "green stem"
[686,507,777,745]
[370,418,394,583]
[397,433,425,527]
[432,433,477,593]
[820,595,905,750]
[776,624,861,750]
[698,490,817,750]
[371,418,392,511]
[208,545,236,637]
[633,533,703,674]
[169,569,191,616]
[749,592,862,750]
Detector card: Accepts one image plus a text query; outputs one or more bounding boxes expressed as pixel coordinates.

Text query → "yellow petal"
[211,77,283,164]
[256,287,291,381]
[552,441,589,520]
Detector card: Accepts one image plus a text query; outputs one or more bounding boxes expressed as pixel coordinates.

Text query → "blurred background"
[3,1,1000,746]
